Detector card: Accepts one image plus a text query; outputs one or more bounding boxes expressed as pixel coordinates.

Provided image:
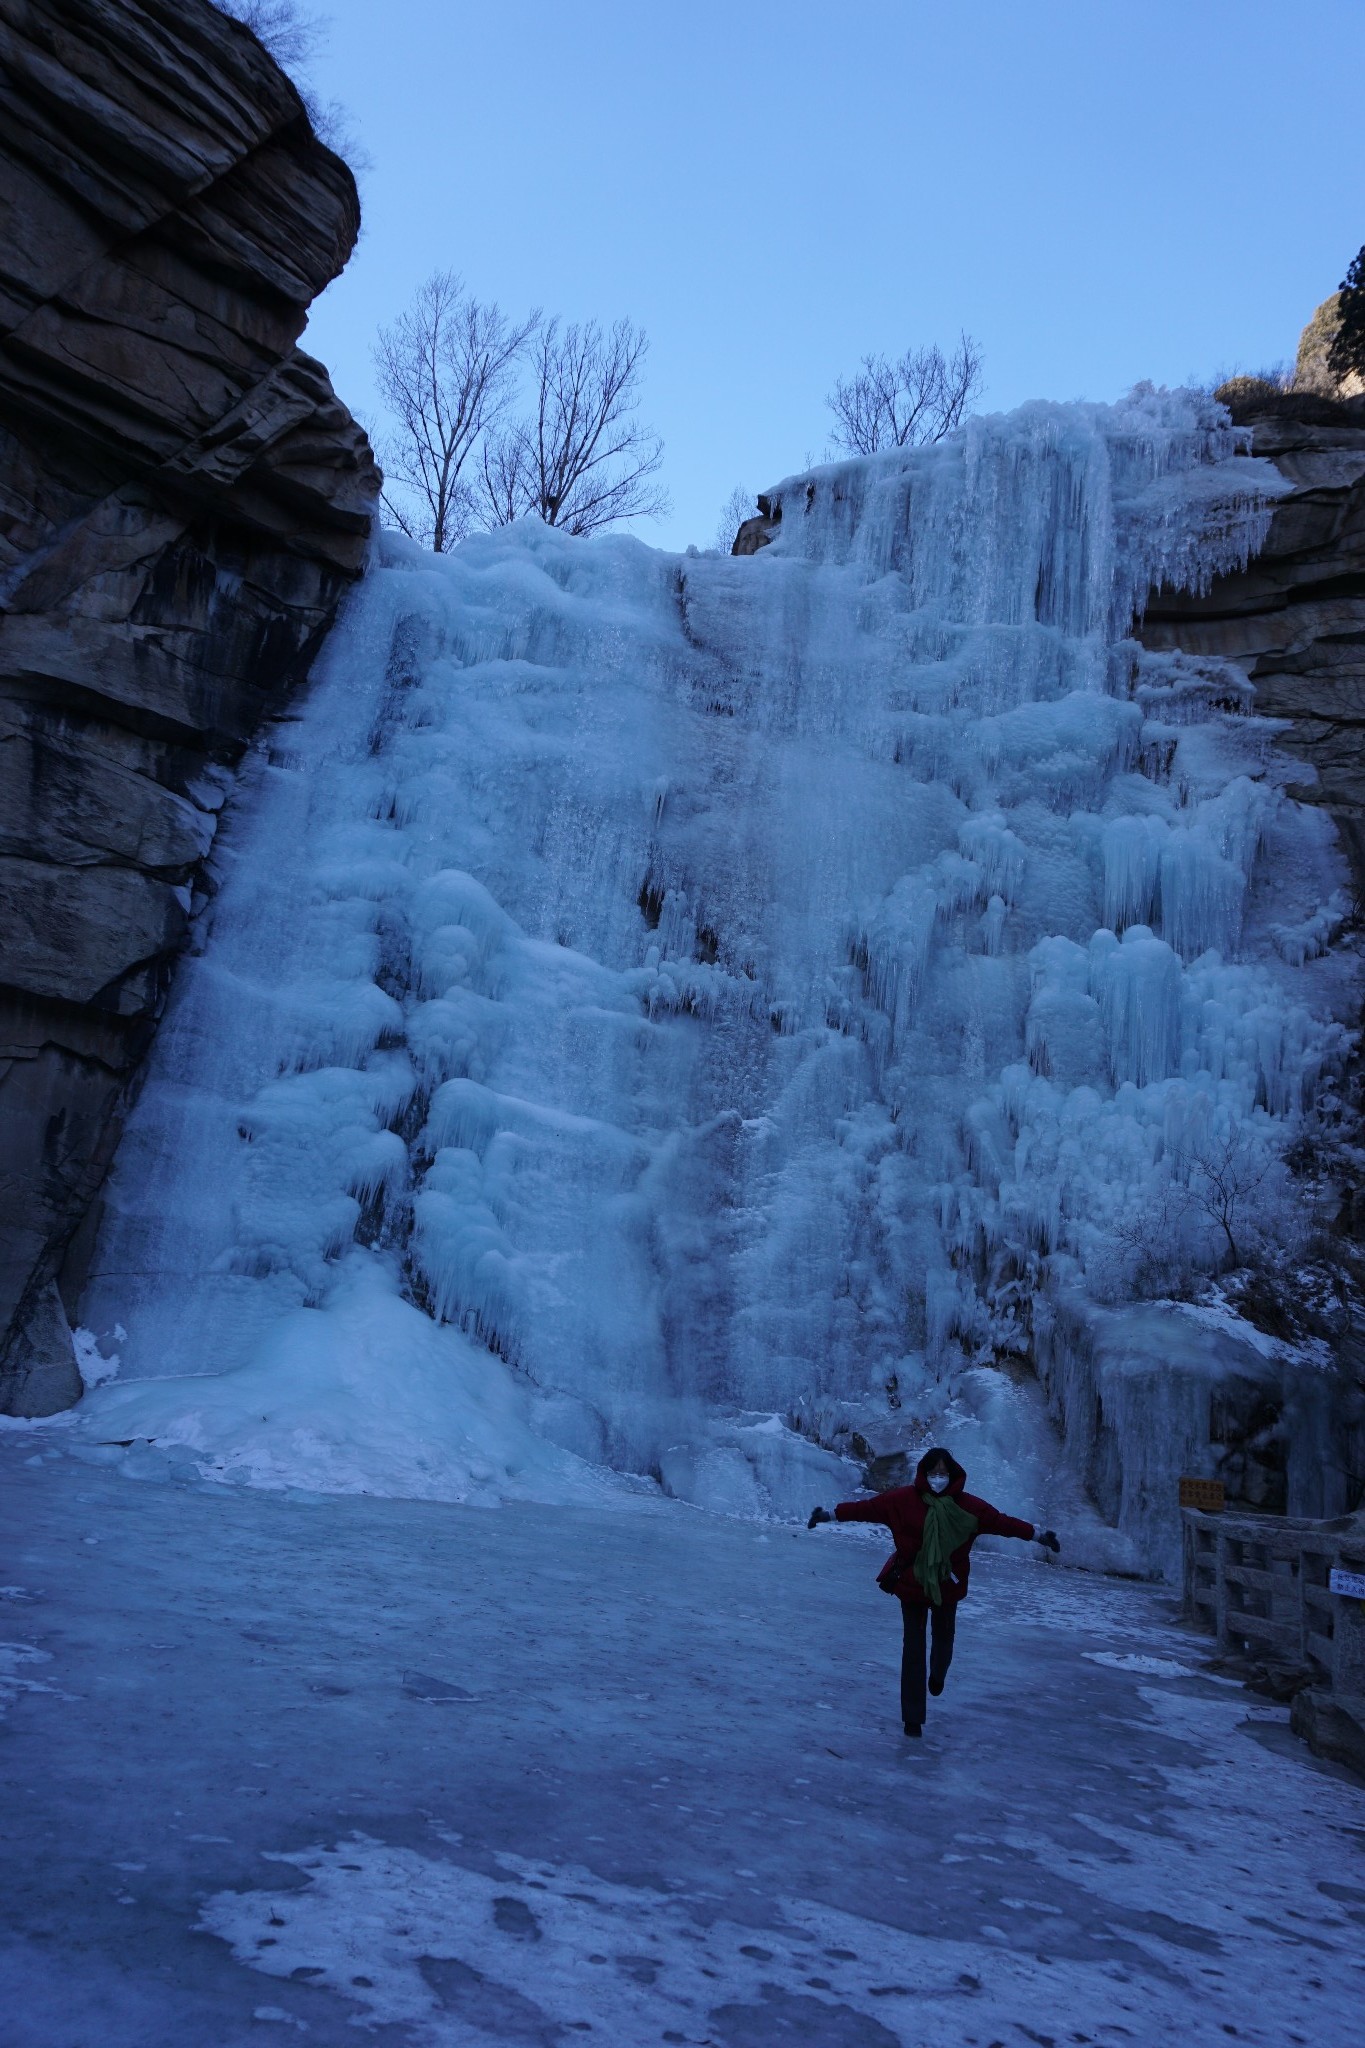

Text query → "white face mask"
[928,1472,950,1493]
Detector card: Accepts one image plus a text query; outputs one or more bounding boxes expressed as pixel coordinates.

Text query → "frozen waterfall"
[75,389,1359,1568]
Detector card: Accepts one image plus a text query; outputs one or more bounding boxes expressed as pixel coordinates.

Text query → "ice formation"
[76,389,1359,1565]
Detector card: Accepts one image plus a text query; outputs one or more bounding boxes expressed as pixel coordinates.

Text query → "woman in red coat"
[809,1446,1060,1738]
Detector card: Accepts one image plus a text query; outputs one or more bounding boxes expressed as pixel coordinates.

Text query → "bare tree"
[1185,1127,1278,1270]
[481,318,668,537]
[828,334,984,455]
[1108,1122,1287,1295]
[375,273,538,552]
[1106,1181,1198,1301]
[478,430,525,532]
[714,485,753,553]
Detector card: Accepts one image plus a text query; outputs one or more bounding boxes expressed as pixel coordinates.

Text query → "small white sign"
[1329,1567,1365,1600]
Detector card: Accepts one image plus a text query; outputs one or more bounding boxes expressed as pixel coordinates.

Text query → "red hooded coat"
[834,1449,1035,1608]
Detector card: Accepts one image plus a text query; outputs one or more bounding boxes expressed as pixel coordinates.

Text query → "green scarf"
[913,1491,979,1606]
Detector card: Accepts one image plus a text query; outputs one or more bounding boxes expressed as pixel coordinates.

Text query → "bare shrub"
[213,2,365,159]
[216,0,323,69]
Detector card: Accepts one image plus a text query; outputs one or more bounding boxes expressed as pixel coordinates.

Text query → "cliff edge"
[1139,398,1365,893]
[0,0,379,1412]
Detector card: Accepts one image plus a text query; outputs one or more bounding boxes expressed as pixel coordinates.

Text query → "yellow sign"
[1179,1477,1226,1512]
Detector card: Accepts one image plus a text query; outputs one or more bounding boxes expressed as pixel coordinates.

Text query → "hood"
[914,1446,967,1497]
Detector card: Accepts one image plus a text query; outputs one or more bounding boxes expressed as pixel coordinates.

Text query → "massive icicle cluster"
[76,389,1358,1563]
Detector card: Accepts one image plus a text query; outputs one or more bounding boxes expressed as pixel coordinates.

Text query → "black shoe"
[928,1674,945,1697]
[903,1722,922,1738]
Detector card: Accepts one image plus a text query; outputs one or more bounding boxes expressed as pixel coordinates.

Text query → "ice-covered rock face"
[76,389,1358,1549]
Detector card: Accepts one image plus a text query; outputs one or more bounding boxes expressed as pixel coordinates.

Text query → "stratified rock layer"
[1139,402,1365,889]
[0,0,378,1412]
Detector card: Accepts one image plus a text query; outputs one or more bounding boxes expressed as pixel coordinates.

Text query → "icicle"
[1102,815,1166,933]
[1090,926,1182,1086]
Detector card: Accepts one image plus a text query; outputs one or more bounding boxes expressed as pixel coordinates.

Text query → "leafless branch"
[481,317,669,537]
[216,0,323,70]
[1107,1122,1288,1295]
[213,3,367,161]
[478,427,531,531]
[374,272,538,552]
[828,333,984,455]
[1184,1128,1277,1271]
[714,485,753,553]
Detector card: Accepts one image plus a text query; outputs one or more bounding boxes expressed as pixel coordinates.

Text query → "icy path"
[2,1446,1362,2047]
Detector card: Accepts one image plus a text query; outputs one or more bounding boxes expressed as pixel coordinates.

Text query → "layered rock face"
[0,0,378,1412]
[1139,399,1365,888]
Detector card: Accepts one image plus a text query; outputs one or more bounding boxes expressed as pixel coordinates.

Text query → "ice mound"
[71,1261,643,1506]
[73,388,1358,1557]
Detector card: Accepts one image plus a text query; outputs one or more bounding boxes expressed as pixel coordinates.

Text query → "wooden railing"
[1182,1507,1365,1699]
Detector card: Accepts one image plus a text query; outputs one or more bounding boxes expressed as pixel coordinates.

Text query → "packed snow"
[1,1444,1362,2047]
[70,387,1358,1569]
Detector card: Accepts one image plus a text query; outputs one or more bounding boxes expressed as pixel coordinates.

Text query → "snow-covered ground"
[3,1441,1361,2047]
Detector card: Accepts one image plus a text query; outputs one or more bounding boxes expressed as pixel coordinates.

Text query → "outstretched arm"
[975,1502,1035,1540]
[808,1495,897,1531]
[974,1501,1061,1550]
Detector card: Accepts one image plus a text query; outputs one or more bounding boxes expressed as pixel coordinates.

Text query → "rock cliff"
[1294,293,1365,401]
[0,0,378,1413]
[1138,397,1365,890]
[1138,400,1365,1519]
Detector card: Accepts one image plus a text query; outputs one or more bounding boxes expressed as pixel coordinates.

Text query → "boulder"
[1294,294,1365,402]
[731,495,781,556]
[2,1280,83,1416]
[0,0,379,1411]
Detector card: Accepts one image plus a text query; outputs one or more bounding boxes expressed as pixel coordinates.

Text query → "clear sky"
[300,0,1365,553]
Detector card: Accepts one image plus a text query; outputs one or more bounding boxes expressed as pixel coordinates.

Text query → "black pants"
[900,1598,957,1728]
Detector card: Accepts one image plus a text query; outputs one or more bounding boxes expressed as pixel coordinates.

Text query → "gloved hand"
[808,1506,832,1529]
[1036,1528,1061,1553]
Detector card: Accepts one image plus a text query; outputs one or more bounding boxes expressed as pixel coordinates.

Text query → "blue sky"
[301,0,1365,552]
